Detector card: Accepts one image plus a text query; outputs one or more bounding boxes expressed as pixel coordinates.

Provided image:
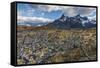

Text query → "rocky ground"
[17,28,96,65]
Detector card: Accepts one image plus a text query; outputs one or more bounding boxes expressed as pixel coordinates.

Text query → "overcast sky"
[17,3,96,25]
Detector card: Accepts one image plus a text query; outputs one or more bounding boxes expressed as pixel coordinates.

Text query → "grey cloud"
[29,4,62,12]
[63,7,96,17]
[29,4,96,17]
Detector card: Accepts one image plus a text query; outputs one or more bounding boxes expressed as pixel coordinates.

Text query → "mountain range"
[18,14,96,29]
[45,14,96,29]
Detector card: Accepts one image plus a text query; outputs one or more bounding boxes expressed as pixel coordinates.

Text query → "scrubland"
[17,28,96,65]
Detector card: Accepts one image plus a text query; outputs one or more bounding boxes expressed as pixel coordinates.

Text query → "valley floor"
[17,28,97,65]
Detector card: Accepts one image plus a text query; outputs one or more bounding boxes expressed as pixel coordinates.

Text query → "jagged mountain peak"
[75,14,81,17]
[45,14,96,29]
[60,14,65,19]
[59,13,67,22]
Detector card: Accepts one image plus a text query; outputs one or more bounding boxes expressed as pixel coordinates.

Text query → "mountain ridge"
[45,14,96,29]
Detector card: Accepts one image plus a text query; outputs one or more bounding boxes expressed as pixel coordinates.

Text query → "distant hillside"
[17,26,51,31]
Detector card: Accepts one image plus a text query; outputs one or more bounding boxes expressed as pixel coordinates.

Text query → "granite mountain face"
[45,14,96,29]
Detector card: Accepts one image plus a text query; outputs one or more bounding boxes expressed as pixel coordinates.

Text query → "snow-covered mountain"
[45,14,96,29]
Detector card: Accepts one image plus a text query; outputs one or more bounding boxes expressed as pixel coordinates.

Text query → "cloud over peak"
[30,4,96,17]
